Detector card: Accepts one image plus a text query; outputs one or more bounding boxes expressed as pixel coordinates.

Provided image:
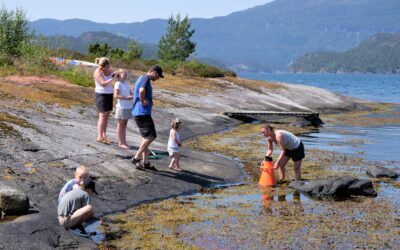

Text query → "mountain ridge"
[290,33,400,73]
[30,0,400,72]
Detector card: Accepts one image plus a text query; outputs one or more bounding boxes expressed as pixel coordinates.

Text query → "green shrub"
[160,60,236,78]
[0,7,32,58]
[57,67,93,87]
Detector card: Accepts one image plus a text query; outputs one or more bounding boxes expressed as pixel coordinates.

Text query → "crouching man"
[57,179,97,236]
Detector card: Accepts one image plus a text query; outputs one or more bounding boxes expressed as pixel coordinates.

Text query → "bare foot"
[173,167,182,171]
[118,144,129,149]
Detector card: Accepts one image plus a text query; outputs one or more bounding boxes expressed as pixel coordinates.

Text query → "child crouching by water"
[58,165,89,203]
[167,118,183,171]
[114,69,133,149]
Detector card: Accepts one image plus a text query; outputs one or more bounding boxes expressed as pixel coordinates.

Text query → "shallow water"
[99,108,400,249]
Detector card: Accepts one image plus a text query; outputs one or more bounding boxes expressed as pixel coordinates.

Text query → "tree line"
[1,7,195,64]
[0,7,234,78]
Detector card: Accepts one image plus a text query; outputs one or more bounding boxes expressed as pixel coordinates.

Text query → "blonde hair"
[171,118,182,129]
[95,57,110,67]
[75,165,88,177]
[116,69,127,80]
[261,123,274,131]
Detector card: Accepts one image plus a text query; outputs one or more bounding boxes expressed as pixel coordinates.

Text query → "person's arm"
[114,83,132,100]
[174,131,182,146]
[274,133,286,169]
[138,87,148,106]
[94,68,114,87]
[266,138,273,157]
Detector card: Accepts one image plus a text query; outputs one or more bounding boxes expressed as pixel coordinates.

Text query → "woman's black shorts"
[95,93,113,112]
[134,115,157,139]
[284,141,305,162]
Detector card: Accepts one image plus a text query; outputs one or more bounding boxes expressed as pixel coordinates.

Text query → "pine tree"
[158,14,196,61]
[124,40,142,60]
[0,7,32,57]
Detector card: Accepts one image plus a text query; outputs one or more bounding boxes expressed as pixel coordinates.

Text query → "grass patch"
[57,66,93,87]
[0,79,94,108]
[0,112,37,137]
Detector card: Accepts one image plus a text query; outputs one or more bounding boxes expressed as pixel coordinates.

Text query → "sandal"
[97,137,111,145]
[131,158,145,171]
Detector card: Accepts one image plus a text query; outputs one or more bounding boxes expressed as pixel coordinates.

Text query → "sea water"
[239,73,400,104]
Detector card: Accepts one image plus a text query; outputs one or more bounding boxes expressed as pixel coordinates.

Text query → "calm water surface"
[239,73,400,104]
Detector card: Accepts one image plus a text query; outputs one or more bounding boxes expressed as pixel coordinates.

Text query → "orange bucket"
[259,159,276,187]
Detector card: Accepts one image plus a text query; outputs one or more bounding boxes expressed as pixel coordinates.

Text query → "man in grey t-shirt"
[57,179,97,232]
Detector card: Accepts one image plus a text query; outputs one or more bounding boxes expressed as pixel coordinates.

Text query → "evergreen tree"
[109,48,124,59]
[158,14,196,61]
[124,40,142,60]
[0,7,32,57]
[88,43,111,57]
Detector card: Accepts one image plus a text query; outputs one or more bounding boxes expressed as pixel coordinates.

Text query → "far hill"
[30,0,400,72]
[289,33,400,74]
[44,31,158,59]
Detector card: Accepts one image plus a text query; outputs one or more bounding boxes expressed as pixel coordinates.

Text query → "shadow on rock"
[152,169,225,186]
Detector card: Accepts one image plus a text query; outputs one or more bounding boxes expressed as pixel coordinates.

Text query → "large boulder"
[0,188,30,215]
[366,165,399,179]
[288,176,377,199]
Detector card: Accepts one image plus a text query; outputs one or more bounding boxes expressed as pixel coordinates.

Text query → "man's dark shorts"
[284,141,305,162]
[134,115,157,139]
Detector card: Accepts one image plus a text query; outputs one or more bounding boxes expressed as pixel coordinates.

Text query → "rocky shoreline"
[0,74,367,249]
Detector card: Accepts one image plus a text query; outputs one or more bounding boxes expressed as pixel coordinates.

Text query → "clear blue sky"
[1,0,274,23]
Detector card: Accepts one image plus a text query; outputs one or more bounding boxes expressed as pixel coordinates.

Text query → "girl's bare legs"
[174,153,181,170]
[168,156,176,169]
[117,119,129,148]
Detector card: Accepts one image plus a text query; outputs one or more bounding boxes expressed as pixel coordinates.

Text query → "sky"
[1,0,275,23]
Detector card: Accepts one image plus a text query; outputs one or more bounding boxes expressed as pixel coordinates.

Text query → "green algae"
[99,106,400,249]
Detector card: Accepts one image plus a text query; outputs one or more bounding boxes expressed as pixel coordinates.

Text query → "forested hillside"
[31,0,400,72]
[290,33,400,74]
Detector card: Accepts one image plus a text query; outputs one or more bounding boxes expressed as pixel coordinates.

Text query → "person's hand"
[273,162,280,170]
[142,98,149,106]
[126,95,133,100]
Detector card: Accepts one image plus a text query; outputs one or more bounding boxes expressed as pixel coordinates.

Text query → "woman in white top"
[261,123,305,181]
[167,118,183,171]
[113,69,133,149]
[93,57,115,144]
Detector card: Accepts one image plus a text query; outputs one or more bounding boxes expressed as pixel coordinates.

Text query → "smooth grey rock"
[0,188,29,214]
[288,176,377,199]
[366,165,399,178]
